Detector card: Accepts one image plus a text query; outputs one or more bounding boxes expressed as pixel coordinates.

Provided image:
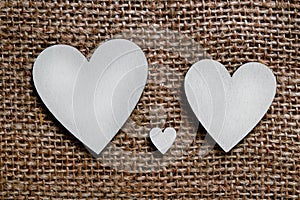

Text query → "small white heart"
[185,59,276,152]
[33,39,148,154]
[150,127,176,154]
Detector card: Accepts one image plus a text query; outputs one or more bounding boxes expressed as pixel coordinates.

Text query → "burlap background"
[0,0,299,199]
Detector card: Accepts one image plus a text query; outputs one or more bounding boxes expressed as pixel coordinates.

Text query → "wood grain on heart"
[185,59,276,152]
[33,39,148,154]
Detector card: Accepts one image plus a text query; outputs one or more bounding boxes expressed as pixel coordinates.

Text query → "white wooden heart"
[185,59,276,152]
[150,127,176,154]
[33,39,148,154]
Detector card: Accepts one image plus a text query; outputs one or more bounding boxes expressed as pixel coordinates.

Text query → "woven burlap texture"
[0,0,299,199]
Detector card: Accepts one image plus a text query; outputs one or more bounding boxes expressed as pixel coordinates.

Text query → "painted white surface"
[185,59,276,152]
[150,127,177,154]
[33,45,86,138]
[33,39,148,154]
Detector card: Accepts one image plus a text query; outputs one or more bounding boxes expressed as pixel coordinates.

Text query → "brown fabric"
[0,0,299,199]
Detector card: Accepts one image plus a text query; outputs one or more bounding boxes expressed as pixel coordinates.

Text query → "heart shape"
[185,59,276,152]
[33,39,148,154]
[150,127,176,154]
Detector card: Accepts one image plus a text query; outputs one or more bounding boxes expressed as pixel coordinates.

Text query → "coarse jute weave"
[0,0,299,199]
